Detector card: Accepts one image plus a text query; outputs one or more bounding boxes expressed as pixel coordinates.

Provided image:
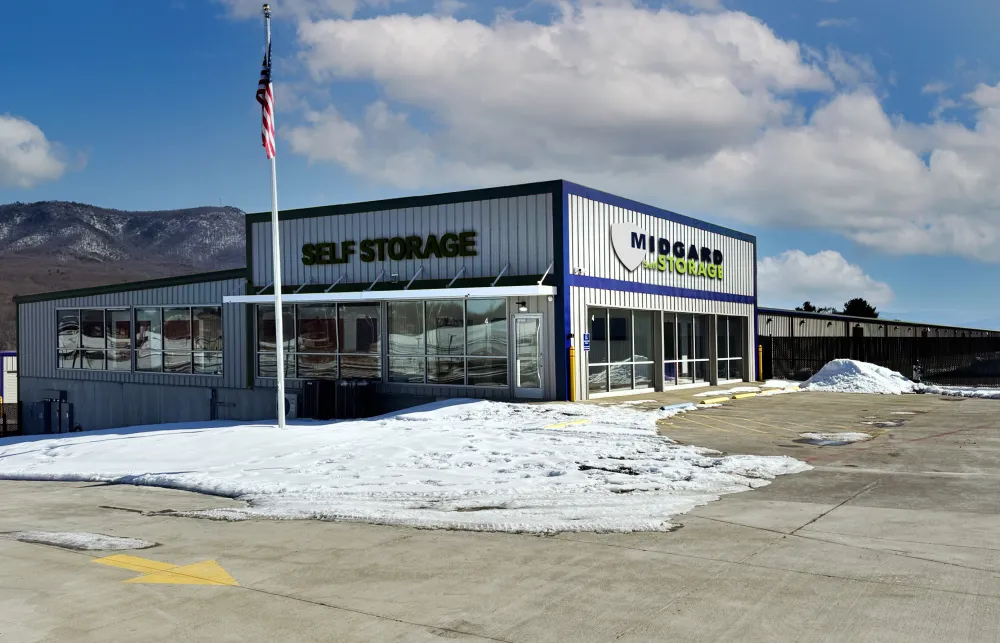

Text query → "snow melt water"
[0,399,810,534]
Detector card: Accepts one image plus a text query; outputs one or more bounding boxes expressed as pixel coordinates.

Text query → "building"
[13,180,758,433]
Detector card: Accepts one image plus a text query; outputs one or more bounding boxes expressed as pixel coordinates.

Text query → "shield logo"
[610,222,647,272]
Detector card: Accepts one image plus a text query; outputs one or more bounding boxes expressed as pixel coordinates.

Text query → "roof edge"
[13,268,247,305]
[759,307,1000,334]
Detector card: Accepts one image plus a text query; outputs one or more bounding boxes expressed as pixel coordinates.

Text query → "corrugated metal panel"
[568,286,754,400]
[17,276,247,390]
[252,194,554,287]
[794,317,845,337]
[567,195,755,297]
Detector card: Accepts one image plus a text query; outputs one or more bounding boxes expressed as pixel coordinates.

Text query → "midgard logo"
[610,222,725,280]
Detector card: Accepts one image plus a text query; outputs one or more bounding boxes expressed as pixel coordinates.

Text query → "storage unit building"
[15,180,758,432]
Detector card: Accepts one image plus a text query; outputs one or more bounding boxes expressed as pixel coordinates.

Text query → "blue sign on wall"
[582,333,591,351]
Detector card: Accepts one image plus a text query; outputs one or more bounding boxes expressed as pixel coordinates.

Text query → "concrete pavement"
[2,391,1000,642]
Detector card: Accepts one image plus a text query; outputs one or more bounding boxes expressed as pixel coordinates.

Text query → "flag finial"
[263,4,271,18]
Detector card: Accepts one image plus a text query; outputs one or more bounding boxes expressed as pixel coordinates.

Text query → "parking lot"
[2,391,999,642]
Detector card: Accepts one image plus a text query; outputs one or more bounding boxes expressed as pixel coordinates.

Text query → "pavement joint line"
[666,416,735,434]
[42,545,518,643]
[709,410,857,434]
[680,413,796,437]
[800,527,1000,554]
[790,477,887,535]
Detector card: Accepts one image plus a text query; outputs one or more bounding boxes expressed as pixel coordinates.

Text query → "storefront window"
[718,316,744,382]
[587,307,655,394]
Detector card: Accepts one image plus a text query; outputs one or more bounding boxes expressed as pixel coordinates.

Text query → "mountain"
[0,201,248,350]
[0,201,245,266]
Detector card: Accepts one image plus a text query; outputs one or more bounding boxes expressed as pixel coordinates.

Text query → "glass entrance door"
[513,314,543,398]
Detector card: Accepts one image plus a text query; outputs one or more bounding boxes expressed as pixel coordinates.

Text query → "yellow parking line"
[669,415,743,434]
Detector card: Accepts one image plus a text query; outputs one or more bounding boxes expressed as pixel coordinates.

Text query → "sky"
[3,0,1000,328]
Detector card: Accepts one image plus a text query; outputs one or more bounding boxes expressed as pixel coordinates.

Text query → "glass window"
[588,310,608,363]
[106,310,131,351]
[164,351,192,374]
[717,317,729,359]
[635,363,654,388]
[718,359,729,381]
[695,315,710,361]
[257,305,294,352]
[609,310,631,364]
[81,310,106,351]
[135,308,162,373]
[389,357,424,383]
[194,351,224,376]
[297,304,337,353]
[468,358,508,387]
[193,307,223,351]
[340,355,380,379]
[163,308,192,352]
[428,357,465,384]
[58,310,80,350]
[729,358,744,380]
[258,352,295,378]
[80,349,105,370]
[609,363,632,390]
[589,365,608,393]
[388,302,424,355]
[107,350,131,372]
[466,299,506,356]
[663,314,676,363]
[297,354,337,379]
[633,311,654,363]
[340,304,380,354]
[728,316,743,361]
[426,301,464,356]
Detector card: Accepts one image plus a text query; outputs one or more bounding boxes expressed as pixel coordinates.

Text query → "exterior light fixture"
[517,301,528,313]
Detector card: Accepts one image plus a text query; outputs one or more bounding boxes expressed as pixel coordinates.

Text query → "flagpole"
[263,3,287,429]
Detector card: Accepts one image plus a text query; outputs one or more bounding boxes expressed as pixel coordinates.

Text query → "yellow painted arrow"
[93,554,239,586]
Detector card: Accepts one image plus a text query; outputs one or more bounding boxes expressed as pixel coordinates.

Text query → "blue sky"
[3,0,1000,328]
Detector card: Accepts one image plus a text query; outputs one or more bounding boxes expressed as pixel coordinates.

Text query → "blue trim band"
[562,181,756,244]
[553,182,571,401]
[567,275,755,305]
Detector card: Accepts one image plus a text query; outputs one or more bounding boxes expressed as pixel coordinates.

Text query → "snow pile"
[0,400,810,534]
[802,360,916,395]
[0,531,156,550]
[916,384,1000,400]
[798,432,871,445]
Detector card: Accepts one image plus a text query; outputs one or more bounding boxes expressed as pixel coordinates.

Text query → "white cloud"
[257,2,1000,262]
[433,0,466,16]
[757,250,894,309]
[921,81,949,95]
[817,17,857,28]
[0,115,68,189]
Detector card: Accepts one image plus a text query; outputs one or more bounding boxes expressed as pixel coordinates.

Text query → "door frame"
[512,313,544,399]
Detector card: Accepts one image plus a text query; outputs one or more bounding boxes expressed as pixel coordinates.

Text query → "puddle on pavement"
[873,420,906,428]
[795,437,861,446]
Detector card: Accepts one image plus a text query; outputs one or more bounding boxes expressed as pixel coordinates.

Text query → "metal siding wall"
[568,286,754,400]
[568,195,754,297]
[18,277,247,390]
[252,195,554,288]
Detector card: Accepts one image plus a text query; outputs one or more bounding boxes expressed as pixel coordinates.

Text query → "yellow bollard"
[758,344,764,382]
[569,345,577,402]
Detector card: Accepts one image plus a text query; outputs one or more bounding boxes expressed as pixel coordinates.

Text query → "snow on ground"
[763,380,800,388]
[0,400,810,534]
[798,432,871,445]
[916,384,1000,400]
[0,531,156,550]
[802,360,917,395]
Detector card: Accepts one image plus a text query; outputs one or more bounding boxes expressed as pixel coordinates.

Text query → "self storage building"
[14,180,758,433]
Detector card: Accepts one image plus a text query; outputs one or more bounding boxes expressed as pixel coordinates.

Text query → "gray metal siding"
[569,286,755,400]
[17,277,247,390]
[18,376,276,432]
[252,195,555,287]
[567,195,755,298]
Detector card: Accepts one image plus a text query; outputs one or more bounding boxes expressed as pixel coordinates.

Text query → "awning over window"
[223,284,557,304]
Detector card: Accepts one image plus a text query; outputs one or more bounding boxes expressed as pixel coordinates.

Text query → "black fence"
[1,403,19,437]
[761,336,1000,385]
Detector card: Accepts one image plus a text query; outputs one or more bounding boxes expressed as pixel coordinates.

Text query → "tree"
[842,297,879,318]
[817,306,839,314]
[795,301,818,312]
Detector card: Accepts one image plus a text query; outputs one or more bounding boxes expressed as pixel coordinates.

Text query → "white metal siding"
[569,287,755,400]
[1,355,15,403]
[253,195,554,287]
[17,276,248,390]
[567,195,755,298]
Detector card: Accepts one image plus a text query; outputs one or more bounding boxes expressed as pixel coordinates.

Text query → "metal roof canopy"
[224,284,557,304]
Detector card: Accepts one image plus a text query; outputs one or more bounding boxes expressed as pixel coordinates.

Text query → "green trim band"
[13,268,247,304]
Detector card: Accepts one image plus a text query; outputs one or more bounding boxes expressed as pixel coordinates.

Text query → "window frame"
[588,307,656,394]
[54,306,224,377]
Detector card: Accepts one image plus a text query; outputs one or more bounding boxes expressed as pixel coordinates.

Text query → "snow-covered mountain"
[0,201,245,267]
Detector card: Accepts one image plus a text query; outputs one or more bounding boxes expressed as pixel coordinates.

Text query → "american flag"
[256,42,276,159]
